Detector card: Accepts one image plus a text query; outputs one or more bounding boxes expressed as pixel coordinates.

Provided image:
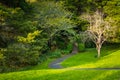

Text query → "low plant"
[67,43,73,52]
[78,43,85,52]
[48,49,61,58]
[61,50,70,55]
[2,43,40,70]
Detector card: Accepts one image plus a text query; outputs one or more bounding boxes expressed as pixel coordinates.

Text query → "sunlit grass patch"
[0,46,120,80]
[61,47,120,68]
[0,69,120,80]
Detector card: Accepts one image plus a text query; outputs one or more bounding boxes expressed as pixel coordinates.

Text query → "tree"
[0,0,32,12]
[33,1,75,50]
[103,0,120,42]
[82,10,115,58]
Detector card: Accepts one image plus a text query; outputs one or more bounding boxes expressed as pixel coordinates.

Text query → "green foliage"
[0,3,32,48]
[0,0,120,73]
[34,1,74,37]
[48,49,62,58]
[103,0,120,42]
[78,43,85,52]
[34,1,74,30]
[67,43,73,52]
[2,43,40,69]
[31,1,75,54]
[6,9,36,34]
[0,51,4,60]
[61,50,70,55]
[0,49,5,68]
[48,48,71,58]
[0,0,32,12]
[18,30,41,43]
[0,0,75,52]
[38,54,47,63]
[62,0,96,15]
[0,4,24,27]
[85,40,95,48]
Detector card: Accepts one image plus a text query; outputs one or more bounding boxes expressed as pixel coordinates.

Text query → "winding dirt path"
[49,44,120,70]
[49,54,74,69]
[49,54,120,70]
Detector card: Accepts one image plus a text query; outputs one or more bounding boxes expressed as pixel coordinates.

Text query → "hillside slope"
[0,47,120,80]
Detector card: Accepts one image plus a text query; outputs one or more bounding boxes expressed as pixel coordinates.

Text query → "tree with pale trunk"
[82,11,116,58]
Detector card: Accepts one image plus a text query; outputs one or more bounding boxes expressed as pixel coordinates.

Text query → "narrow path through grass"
[62,46,120,69]
[49,54,74,68]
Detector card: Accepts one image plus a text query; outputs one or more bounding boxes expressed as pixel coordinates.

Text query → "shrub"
[67,43,73,52]
[49,49,61,58]
[3,43,40,68]
[38,54,47,63]
[0,49,5,66]
[61,50,70,55]
[85,40,95,48]
[78,43,85,52]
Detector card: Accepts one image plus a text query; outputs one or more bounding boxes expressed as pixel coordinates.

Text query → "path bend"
[49,54,74,69]
[49,54,120,70]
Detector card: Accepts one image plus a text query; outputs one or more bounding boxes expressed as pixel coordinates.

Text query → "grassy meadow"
[0,46,120,80]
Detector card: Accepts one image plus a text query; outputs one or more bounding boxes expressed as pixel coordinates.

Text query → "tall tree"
[33,1,75,50]
[0,0,32,12]
[103,0,120,42]
[82,11,116,58]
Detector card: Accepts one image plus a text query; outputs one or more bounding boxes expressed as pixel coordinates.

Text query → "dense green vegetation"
[0,0,75,72]
[0,0,120,79]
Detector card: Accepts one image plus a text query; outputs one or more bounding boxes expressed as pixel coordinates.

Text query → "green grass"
[0,46,120,80]
[24,58,54,70]
[6,58,54,73]
[0,69,120,80]
[61,46,120,68]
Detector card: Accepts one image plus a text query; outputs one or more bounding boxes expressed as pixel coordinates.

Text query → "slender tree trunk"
[72,42,78,54]
[96,43,101,58]
[97,47,101,58]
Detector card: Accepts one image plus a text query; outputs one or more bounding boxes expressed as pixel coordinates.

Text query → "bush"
[38,54,47,63]
[61,50,70,55]
[49,49,61,58]
[0,49,5,66]
[67,43,73,52]
[85,40,95,48]
[3,43,40,68]
[78,43,85,52]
